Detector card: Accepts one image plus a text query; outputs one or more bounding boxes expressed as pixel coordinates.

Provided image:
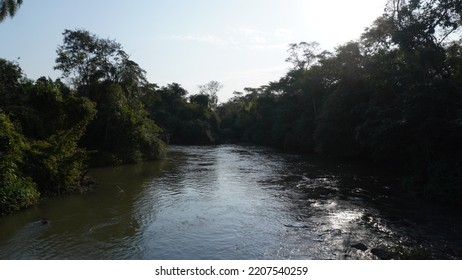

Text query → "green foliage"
[0,60,42,214]
[0,177,38,215]
[1,59,96,211]
[55,29,147,89]
[14,78,96,195]
[2,0,461,212]
[141,83,220,145]
[218,0,462,205]
[53,29,166,165]
[189,94,210,108]
[1,28,213,213]
[0,58,23,106]
[24,113,95,195]
[79,82,165,165]
[0,112,40,215]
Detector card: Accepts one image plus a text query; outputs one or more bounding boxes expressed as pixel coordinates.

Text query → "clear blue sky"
[0,0,387,101]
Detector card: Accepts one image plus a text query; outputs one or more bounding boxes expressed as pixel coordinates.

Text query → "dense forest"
[0,27,224,214]
[1,0,462,214]
[219,0,462,205]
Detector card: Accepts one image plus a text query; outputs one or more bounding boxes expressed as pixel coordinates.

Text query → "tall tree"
[286,41,322,71]
[0,0,23,22]
[198,81,223,109]
[55,29,147,90]
[384,0,462,48]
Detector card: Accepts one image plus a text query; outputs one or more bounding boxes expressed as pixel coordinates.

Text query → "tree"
[386,0,462,45]
[1,58,99,210]
[198,81,223,109]
[217,0,462,205]
[285,41,322,71]
[189,94,210,108]
[53,29,166,165]
[158,82,188,112]
[78,82,165,165]
[0,112,39,214]
[0,0,23,22]
[55,29,147,90]
[0,58,23,108]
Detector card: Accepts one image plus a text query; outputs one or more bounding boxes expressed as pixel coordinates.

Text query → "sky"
[0,0,387,102]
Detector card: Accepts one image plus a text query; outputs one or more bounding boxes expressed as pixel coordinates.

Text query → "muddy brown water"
[0,145,461,259]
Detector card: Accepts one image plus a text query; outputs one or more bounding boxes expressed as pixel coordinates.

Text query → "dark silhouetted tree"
[55,29,147,91]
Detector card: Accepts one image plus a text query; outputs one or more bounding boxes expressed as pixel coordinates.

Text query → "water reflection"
[0,145,461,259]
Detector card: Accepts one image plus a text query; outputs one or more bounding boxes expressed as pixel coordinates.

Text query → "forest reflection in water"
[0,145,461,259]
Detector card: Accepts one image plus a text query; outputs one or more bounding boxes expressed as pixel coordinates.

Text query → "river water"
[0,145,461,259]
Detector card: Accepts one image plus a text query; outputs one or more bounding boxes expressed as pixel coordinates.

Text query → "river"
[0,145,461,259]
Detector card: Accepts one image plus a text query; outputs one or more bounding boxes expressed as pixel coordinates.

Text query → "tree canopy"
[218,0,462,205]
[1,29,168,214]
[2,0,462,214]
[55,29,147,90]
[54,29,166,166]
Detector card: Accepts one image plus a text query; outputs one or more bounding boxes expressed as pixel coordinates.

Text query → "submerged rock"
[283,222,311,229]
[351,243,368,251]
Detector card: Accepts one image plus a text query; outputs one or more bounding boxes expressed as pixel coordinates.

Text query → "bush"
[0,113,40,215]
[25,134,87,195]
[0,178,39,215]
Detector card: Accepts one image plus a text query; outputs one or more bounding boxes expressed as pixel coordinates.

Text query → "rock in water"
[351,243,368,251]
